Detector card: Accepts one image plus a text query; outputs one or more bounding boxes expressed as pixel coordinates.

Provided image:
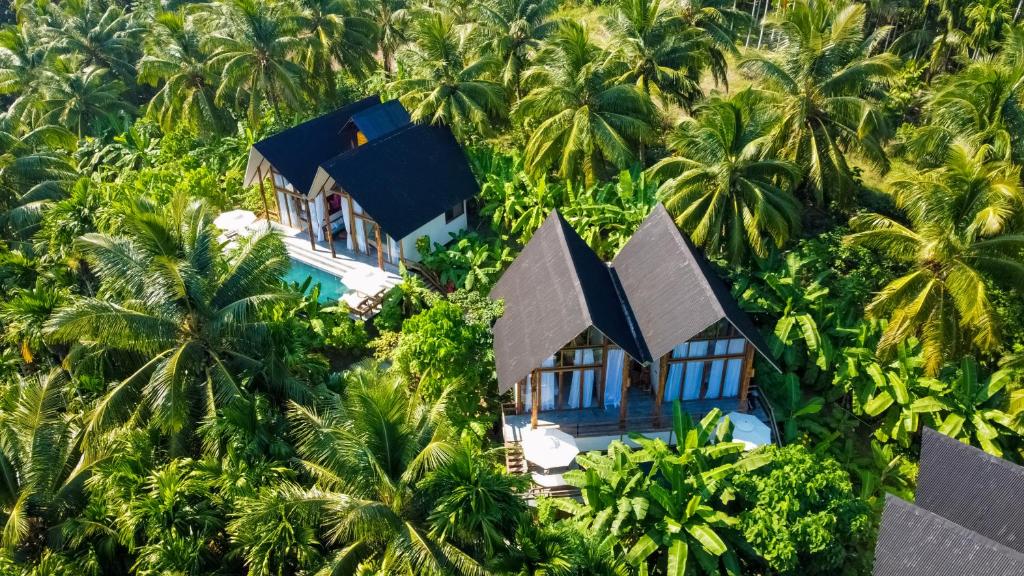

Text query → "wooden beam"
[598,341,609,409]
[516,379,524,414]
[324,189,336,258]
[739,342,756,412]
[345,193,356,254]
[618,356,630,429]
[530,370,540,429]
[257,165,271,221]
[654,354,668,427]
[375,225,384,269]
[306,197,316,251]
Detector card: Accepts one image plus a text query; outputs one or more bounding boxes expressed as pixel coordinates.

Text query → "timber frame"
[255,166,404,270]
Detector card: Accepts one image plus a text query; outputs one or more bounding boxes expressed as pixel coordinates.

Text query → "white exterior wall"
[398,207,468,262]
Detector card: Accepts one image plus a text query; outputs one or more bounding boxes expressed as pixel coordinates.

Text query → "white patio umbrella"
[214,209,257,233]
[341,266,400,296]
[521,427,580,471]
[723,411,772,450]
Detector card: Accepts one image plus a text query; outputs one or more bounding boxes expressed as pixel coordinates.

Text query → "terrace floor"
[502,388,756,451]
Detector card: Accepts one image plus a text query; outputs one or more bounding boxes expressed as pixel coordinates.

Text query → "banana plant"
[557,404,769,576]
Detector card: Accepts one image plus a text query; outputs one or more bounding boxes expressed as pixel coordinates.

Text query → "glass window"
[444,201,465,223]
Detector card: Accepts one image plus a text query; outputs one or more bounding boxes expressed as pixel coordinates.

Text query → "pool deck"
[253,220,402,308]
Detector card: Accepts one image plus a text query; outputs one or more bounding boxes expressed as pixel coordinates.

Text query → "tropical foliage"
[1,0,1024,573]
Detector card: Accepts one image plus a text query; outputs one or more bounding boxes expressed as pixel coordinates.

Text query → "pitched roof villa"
[491,204,779,454]
[242,96,478,270]
[873,428,1024,575]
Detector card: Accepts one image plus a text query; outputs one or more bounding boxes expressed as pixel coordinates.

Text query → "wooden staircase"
[504,441,527,474]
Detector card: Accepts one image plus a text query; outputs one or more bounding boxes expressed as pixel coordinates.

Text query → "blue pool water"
[284,260,348,303]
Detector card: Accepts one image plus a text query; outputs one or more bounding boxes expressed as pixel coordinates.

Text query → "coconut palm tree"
[389,13,505,138]
[846,141,1024,374]
[0,120,76,244]
[899,58,1024,167]
[294,0,379,99]
[0,25,50,126]
[44,197,294,455]
[478,0,558,98]
[204,0,307,122]
[369,0,409,76]
[517,21,655,185]
[740,0,897,209]
[40,0,142,85]
[0,369,104,553]
[603,0,714,108]
[139,11,233,136]
[232,362,490,575]
[647,93,802,262]
[36,64,131,137]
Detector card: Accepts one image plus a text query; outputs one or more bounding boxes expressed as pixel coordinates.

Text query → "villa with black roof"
[490,204,780,452]
[242,95,478,270]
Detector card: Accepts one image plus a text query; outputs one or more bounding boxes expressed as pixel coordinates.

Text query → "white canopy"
[521,427,580,471]
[214,209,258,234]
[723,411,772,450]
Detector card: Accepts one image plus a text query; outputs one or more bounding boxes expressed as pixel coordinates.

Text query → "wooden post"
[597,342,609,409]
[324,190,336,258]
[618,357,630,429]
[654,355,668,427]
[515,379,524,414]
[306,196,316,251]
[375,225,384,269]
[738,342,756,412]
[347,194,357,255]
[257,165,271,221]
[531,370,540,429]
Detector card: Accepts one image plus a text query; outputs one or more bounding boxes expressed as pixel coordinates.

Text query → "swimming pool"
[284,259,348,303]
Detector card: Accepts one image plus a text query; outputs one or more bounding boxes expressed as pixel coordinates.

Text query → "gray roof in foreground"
[915,427,1024,553]
[873,495,1024,576]
[611,205,777,369]
[490,204,775,391]
[490,211,643,392]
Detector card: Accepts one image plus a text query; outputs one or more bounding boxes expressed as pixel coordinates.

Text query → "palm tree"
[0,369,104,553]
[369,0,409,76]
[139,11,234,136]
[0,120,76,244]
[899,58,1024,167]
[232,363,490,575]
[0,25,50,126]
[647,93,801,262]
[294,0,379,99]
[846,142,1024,374]
[204,0,307,122]
[517,21,655,185]
[44,197,294,454]
[36,64,131,137]
[389,13,506,138]
[40,0,142,85]
[740,0,897,209]
[603,0,714,108]
[478,0,558,98]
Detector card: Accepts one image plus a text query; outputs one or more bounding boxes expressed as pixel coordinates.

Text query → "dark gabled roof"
[244,95,381,192]
[915,428,1024,553]
[873,495,1024,576]
[611,205,777,370]
[490,212,643,392]
[347,99,411,140]
[317,123,479,240]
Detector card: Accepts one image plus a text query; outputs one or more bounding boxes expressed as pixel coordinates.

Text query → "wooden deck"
[256,220,402,314]
[502,388,757,446]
